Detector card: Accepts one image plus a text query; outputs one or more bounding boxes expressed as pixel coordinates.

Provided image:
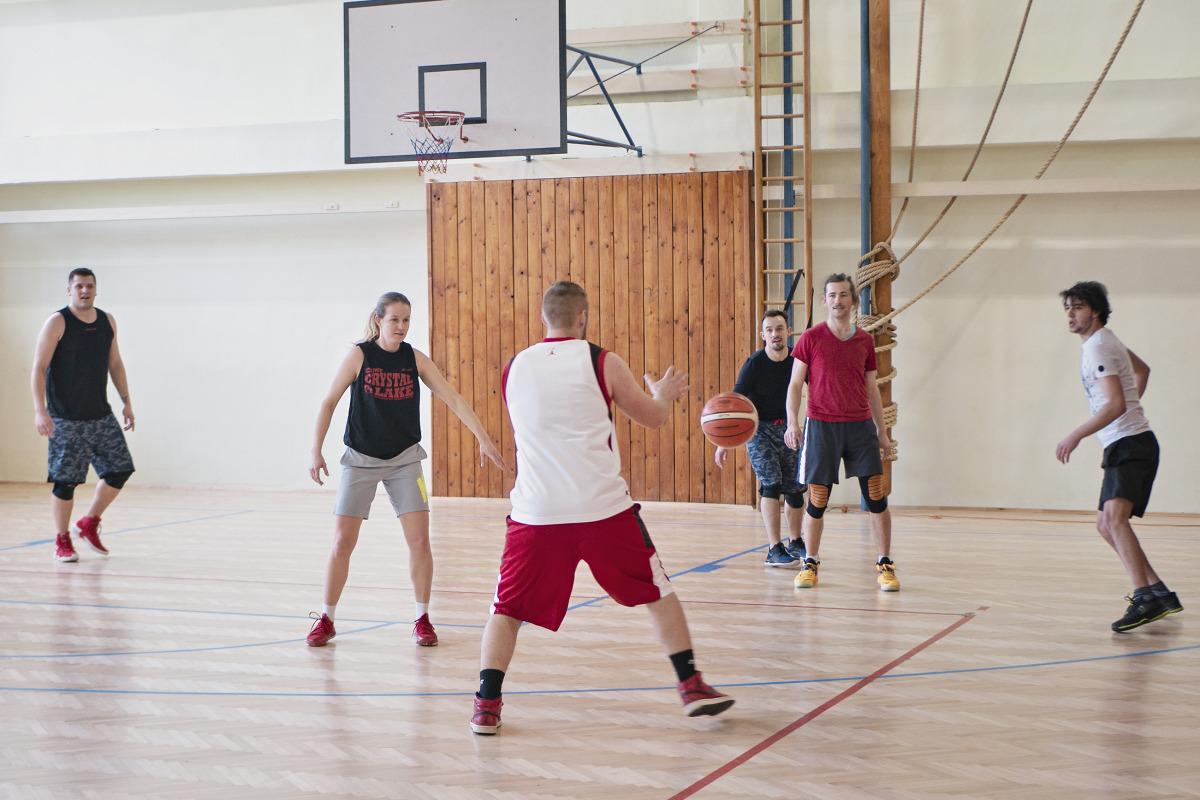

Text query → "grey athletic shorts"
[797,418,883,486]
[335,444,430,519]
[47,414,135,485]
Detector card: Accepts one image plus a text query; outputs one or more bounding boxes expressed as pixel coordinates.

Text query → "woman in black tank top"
[303,292,504,648]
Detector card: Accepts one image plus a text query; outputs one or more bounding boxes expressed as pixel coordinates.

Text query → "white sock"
[322,604,336,622]
[414,602,429,621]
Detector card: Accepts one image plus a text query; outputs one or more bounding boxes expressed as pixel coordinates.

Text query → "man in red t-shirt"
[783,273,899,592]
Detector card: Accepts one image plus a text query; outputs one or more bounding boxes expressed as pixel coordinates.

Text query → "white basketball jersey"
[504,338,632,524]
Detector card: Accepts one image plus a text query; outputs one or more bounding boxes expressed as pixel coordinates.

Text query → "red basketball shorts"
[491,504,674,631]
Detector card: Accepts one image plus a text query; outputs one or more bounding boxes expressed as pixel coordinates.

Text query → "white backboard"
[344,0,567,163]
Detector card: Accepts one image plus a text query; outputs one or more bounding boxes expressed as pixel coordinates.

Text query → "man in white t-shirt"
[469,281,734,735]
[1057,281,1181,632]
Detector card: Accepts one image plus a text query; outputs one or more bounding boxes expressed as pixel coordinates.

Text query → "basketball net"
[397,111,466,175]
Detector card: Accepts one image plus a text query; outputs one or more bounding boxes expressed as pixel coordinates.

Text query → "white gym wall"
[1,0,1197,512]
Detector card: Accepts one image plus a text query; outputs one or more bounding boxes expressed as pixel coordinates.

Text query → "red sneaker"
[677,672,735,717]
[412,613,438,647]
[470,696,503,735]
[306,612,336,647]
[74,516,108,555]
[54,533,78,563]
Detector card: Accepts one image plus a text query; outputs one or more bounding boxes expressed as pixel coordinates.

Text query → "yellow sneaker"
[794,559,819,589]
[876,560,900,592]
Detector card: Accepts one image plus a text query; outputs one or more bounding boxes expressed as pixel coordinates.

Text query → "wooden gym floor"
[1,482,1196,799]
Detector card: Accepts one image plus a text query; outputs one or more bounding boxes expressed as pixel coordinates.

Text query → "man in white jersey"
[1057,281,1181,632]
[470,281,734,735]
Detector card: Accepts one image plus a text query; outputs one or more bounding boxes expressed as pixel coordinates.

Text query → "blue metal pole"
[859,0,872,317]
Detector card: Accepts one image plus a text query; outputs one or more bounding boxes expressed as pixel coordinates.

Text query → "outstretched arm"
[30,313,65,437]
[310,347,364,485]
[107,314,135,431]
[604,353,687,429]
[414,349,504,469]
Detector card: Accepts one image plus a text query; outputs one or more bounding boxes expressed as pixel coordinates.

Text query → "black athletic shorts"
[797,418,883,486]
[1099,430,1158,518]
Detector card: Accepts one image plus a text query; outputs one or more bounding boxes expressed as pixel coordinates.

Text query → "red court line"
[668,610,980,800]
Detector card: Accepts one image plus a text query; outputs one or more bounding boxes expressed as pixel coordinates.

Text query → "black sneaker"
[764,542,798,568]
[784,537,806,561]
[1159,591,1183,615]
[1112,595,1169,632]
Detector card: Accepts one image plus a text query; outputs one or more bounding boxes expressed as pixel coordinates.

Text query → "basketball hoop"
[397,110,467,175]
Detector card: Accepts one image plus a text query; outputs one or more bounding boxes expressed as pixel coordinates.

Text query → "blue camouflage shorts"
[47,415,135,486]
[746,420,803,494]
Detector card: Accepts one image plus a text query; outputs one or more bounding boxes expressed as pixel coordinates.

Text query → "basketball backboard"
[344,0,567,164]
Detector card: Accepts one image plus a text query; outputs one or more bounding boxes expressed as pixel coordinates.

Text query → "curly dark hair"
[1059,281,1110,325]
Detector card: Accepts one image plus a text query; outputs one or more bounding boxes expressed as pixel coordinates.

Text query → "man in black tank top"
[30,268,136,563]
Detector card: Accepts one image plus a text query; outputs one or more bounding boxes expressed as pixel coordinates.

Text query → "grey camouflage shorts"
[746,421,803,493]
[47,415,135,485]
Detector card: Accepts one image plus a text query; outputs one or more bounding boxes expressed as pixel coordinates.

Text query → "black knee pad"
[806,502,828,519]
[759,484,782,500]
[783,490,805,509]
[52,482,77,501]
[101,470,133,490]
[858,476,888,513]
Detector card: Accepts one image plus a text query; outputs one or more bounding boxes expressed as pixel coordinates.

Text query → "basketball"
[700,392,759,448]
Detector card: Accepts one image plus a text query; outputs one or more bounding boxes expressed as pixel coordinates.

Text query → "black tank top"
[344,340,422,459]
[46,307,114,421]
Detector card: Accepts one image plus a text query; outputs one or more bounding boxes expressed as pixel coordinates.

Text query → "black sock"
[478,669,505,700]
[669,649,697,683]
[877,556,893,565]
[1146,581,1172,598]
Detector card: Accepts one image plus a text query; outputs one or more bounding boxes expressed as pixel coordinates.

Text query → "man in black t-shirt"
[715,310,806,568]
[30,268,136,562]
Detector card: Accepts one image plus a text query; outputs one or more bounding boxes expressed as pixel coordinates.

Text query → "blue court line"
[0,620,402,660]
[564,543,766,612]
[0,510,254,552]
[1,641,1194,698]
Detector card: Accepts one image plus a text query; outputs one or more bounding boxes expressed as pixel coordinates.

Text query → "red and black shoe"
[470,695,503,735]
[677,672,735,717]
[54,532,78,563]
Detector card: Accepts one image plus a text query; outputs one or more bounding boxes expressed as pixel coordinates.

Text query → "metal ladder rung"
[759,81,805,89]
[757,20,805,27]
[760,145,805,152]
[762,269,805,275]
[763,205,804,213]
[760,113,805,120]
[759,50,805,58]
[763,237,805,244]
[762,175,806,183]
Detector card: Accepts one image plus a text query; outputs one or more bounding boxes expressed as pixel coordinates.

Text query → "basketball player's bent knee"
[783,489,805,509]
[102,470,133,490]
[806,484,830,518]
[858,475,888,513]
[759,484,782,500]
[52,482,78,501]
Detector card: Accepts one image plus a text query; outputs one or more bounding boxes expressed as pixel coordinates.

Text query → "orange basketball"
[700,392,759,448]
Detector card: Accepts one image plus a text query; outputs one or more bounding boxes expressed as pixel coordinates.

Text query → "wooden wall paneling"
[569,178,586,286]
[442,183,462,498]
[456,183,477,497]
[671,173,690,501]
[535,178,552,321]
[701,172,722,503]
[428,183,447,496]
[717,172,737,504]
[733,172,754,504]
[685,172,705,502]
[596,177,613,353]
[554,178,571,282]
[640,175,660,500]
[611,176,631,486]
[470,182,489,494]
[626,176,646,500]
[655,174,675,501]
[485,181,506,497]
[496,181,516,497]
